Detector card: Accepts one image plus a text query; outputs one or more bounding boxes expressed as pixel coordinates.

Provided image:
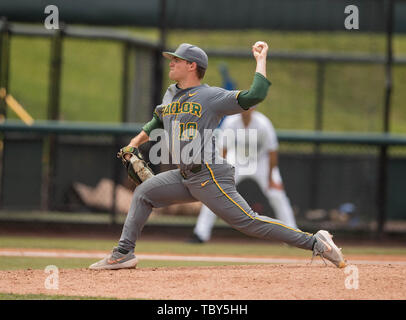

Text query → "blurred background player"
[190,107,297,243]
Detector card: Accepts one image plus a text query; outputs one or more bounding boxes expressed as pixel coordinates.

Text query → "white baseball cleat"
[312,230,346,268]
[89,247,138,270]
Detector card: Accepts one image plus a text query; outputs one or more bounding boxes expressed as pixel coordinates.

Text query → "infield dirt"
[1,261,405,299]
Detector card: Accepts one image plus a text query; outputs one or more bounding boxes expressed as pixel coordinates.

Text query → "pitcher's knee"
[131,184,152,207]
[222,214,257,234]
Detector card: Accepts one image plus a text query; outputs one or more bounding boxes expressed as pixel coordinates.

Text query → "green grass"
[0,257,95,270]
[0,236,116,251]
[0,235,291,255]
[5,26,406,133]
[1,236,406,260]
[0,256,250,271]
[0,257,96,270]
[0,210,206,226]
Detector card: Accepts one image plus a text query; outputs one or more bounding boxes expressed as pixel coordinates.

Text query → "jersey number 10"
[179,122,198,140]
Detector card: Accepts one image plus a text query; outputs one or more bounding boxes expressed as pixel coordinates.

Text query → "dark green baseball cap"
[163,43,208,69]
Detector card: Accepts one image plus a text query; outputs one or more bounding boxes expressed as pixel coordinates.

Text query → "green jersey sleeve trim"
[237,72,271,110]
[142,113,164,136]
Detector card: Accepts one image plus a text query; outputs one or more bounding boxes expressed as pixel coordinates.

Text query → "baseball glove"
[117,146,154,186]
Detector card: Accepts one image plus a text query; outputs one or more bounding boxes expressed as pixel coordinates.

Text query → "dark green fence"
[1,0,405,33]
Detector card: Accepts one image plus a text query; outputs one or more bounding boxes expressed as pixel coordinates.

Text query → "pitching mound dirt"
[1,264,405,300]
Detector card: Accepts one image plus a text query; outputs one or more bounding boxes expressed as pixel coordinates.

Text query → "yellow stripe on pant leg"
[205,162,312,236]
[205,162,255,220]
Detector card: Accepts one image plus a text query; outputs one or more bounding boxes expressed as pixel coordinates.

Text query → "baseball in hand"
[252,41,268,60]
[253,41,267,53]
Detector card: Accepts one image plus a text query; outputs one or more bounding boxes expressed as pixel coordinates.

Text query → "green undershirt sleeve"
[142,112,164,136]
[237,72,271,110]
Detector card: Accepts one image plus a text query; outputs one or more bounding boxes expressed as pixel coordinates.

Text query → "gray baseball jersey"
[154,84,242,171]
[118,83,316,253]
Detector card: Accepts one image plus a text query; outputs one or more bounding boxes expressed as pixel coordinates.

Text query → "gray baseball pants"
[118,163,315,252]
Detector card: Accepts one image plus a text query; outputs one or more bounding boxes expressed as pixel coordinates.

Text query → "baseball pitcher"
[89,42,346,270]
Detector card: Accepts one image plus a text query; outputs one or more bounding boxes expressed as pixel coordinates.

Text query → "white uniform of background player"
[193,108,297,242]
